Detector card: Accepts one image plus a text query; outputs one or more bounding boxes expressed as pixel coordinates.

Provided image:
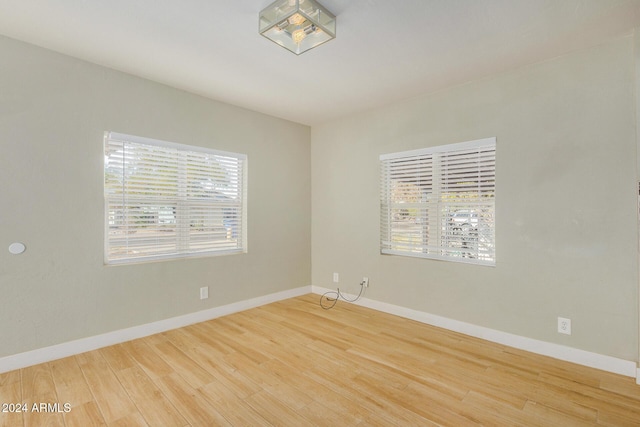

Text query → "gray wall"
[2,32,638,365]
[312,36,639,361]
[0,36,311,358]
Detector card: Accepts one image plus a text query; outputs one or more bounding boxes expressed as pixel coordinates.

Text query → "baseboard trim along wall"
[3,285,637,380]
[0,286,311,374]
[312,286,638,379]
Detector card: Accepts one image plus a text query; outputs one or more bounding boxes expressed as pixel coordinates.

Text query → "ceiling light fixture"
[259,0,336,55]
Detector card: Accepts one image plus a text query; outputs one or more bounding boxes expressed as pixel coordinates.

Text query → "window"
[380,138,495,265]
[104,132,247,264]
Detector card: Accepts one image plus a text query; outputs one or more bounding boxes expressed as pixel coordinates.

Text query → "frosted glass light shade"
[259,0,336,55]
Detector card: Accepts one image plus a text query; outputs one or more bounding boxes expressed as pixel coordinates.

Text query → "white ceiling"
[0,0,639,126]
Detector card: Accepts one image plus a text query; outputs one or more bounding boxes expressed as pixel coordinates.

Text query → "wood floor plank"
[0,370,20,387]
[264,378,315,411]
[50,356,94,407]
[75,350,138,423]
[107,410,149,427]
[537,371,640,420]
[115,365,187,427]
[244,390,316,427]
[232,310,315,348]
[526,380,599,422]
[153,372,231,427]
[301,400,366,426]
[21,363,66,427]
[599,374,640,399]
[522,399,594,427]
[597,409,640,427]
[185,323,237,356]
[144,339,215,389]
[199,326,274,366]
[198,397,273,427]
[62,401,106,427]
[99,344,137,373]
[0,381,23,427]
[294,370,372,419]
[21,363,58,402]
[119,339,174,380]
[186,347,261,399]
[302,361,443,426]
[450,364,531,409]
[462,390,537,426]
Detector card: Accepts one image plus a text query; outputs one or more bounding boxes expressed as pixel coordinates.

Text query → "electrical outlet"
[362,277,369,287]
[333,272,339,283]
[558,317,571,335]
[200,287,209,300]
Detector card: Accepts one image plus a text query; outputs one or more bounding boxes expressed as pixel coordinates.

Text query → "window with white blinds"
[380,138,495,265]
[104,132,247,264]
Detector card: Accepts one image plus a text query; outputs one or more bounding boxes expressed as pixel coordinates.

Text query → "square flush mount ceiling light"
[259,0,336,55]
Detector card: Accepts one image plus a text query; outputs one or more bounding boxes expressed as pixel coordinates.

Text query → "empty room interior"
[2,0,640,425]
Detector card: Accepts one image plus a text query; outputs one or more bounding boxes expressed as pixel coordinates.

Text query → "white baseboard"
[312,286,638,379]
[0,286,311,374]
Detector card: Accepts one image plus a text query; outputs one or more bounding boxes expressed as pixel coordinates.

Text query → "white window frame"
[380,137,496,266]
[104,132,247,265]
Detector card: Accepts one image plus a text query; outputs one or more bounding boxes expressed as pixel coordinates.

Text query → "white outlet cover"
[200,287,209,299]
[558,317,571,335]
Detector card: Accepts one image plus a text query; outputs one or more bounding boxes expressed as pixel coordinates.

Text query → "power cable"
[319,280,366,310]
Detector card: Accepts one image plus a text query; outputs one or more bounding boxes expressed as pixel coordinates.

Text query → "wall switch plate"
[558,317,571,335]
[333,273,339,283]
[200,287,209,300]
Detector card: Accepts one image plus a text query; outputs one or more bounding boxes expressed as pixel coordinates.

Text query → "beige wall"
[0,36,311,358]
[2,32,638,364]
[312,36,639,361]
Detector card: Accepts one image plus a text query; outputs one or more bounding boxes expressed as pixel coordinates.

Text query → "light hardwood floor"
[1,294,640,426]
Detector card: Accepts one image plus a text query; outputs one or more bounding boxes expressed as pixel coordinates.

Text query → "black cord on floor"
[320,282,365,310]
